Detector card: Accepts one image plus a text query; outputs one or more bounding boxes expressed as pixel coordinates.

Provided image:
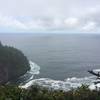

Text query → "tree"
[0,41,2,46]
[0,42,30,84]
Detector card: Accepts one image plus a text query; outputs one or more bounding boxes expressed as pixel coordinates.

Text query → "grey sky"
[0,0,100,33]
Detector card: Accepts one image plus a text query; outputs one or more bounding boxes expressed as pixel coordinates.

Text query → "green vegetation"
[0,85,99,100]
[0,42,30,83]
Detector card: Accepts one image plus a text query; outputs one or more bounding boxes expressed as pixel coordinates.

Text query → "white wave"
[28,61,40,75]
[20,76,98,91]
[20,65,100,91]
[89,83,100,90]
[93,69,100,72]
[20,61,40,77]
[18,61,40,85]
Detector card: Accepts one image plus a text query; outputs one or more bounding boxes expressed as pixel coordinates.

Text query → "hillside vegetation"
[0,85,100,100]
[0,42,30,84]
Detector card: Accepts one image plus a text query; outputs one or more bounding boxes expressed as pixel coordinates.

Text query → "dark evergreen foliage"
[0,85,100,100]
[0,42,30,83]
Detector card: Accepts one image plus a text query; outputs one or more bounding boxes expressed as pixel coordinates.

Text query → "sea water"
[0,33,100,90]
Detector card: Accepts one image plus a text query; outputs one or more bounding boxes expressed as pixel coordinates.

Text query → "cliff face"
[0,64,8,83]
[0,42,30,84]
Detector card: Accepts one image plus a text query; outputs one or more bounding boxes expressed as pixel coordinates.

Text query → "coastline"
[19,61,100,91]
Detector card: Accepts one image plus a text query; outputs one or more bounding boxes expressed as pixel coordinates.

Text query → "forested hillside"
[0,42,30,84]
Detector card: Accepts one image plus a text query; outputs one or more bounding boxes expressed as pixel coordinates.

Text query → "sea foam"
[19,61,100,91]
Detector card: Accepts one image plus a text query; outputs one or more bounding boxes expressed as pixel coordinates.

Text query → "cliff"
[0,42,30,84]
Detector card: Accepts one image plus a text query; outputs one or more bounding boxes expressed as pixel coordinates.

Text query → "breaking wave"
[19,62,100,91]
[18,61,40,84]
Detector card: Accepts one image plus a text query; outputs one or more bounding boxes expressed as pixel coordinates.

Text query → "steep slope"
[0,42,30,84]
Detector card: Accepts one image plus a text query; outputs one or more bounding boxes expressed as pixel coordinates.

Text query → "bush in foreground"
[0,85,100,100]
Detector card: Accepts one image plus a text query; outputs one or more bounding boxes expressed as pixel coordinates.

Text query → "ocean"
[0,33,100,90]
